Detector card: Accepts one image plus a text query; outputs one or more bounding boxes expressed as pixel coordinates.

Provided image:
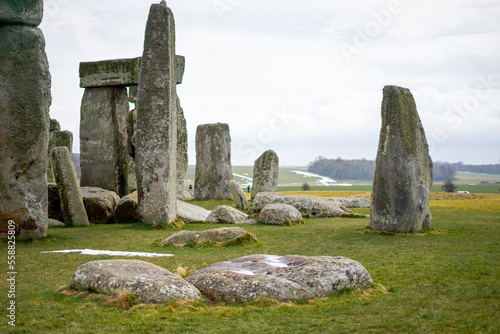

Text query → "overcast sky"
[41,0,500,166]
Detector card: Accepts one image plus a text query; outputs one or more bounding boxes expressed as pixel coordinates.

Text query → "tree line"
[308,157,500,181]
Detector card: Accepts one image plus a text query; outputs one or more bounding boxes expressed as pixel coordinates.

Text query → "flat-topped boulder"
[79,55,185,88]
[161,227,257,247]
[323,197,371,208]
[207,205,248,224]
[259,204,303,225]
[186,254,372,303]
[253,192,355,218]
[70,260,202,303]
[0,0,43,26]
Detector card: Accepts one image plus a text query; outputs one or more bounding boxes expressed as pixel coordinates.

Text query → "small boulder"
[207,205,248,224]
[228,180,249,210]
[114,191,139,224]
[70,260,202,303]
[177,200,211,223]
[48,219,65,228]
[253,192,355,218]
[186,254,372,303]
[259,204,303,225]
[161,227,257,247]
[80,187,120,224]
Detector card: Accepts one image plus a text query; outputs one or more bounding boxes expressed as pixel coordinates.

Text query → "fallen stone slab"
[80,187,120,224]
[253,192,355,218]
[228,180,249,210]
[70,260,201,303]
[186,254,372,303]
[161,227,257,247]
[259,204,303,225]
[177,200,211,223]
[207,205,248,224]
[323,197,371,208]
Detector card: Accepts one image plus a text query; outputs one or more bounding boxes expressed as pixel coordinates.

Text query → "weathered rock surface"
[176,96,188,200]
[369,86,433,233]
[80,187,120,224]
[259,204,303,225]
[48,219,65,228]
[52,147,89,227]
[49,118,61,131]
[161,227,254,246]
[48,183,63,221]
[251,150,279,200]
[0,25,50,239]
[136,2,178,225]
[253,192,355,218]
[323,197,371,208]
[177,200,211,223]
[194,123,233,200]
[186,255,373,303]
[207,205,248,224]
[228,180,249,210]
[70,260,202,303]
[80,86,130,197]
[114,191,139,224]
[0,0,43,26]
[47,129,73,183]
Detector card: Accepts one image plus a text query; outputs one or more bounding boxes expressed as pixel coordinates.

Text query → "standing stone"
[47,129,73,183]
[0,24,51,239]
[251,150,279,200]
[51,147,89,227]
[80,87,130,197]
[50,118,61,131]
[135,1,178,225]
[369,85,433,233]
[176,96,188,199]
[194,123,233,200]
[228,180,249,209]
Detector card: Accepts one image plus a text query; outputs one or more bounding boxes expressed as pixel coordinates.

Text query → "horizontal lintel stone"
[79,55,185,88]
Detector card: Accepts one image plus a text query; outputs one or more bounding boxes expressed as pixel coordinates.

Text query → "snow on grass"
[290,170,352,186]
[42,249,174,257]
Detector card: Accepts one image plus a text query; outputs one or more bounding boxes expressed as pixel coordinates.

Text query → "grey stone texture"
[47,129,73,183]
[186,255,373,303]
[49,118,60,131]
[0,0,43,26]
[259,203,303,225]
[176,96,188,200]
[80,86,130,197]
[228,180,249,209]
[251,150,279,200]
[177,200,211,223]
[70,260,202,303]
[161,227,252,246]
[80,187,120,224]
[206,205,248,224]
[323,197,371,208]
[113,191,139,224]
[0,25,51,239]
[135,2,178,225]
[194,123,233,200]
[253,192,355,218]
[369,85,433,233]
[48,183,63,221]
[51,147,89,227]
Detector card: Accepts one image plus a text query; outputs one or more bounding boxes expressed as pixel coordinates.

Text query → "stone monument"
[251,150,279,200]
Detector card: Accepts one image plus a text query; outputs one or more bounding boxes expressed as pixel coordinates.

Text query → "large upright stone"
[251,150,279,200]
[80,87,130,197]
[369,85,433,233]
[194,123,233,200]
[0,0,43,26]
[176,96,188,199]
[0,25,51,239]
[47,129,73,183]
[52,147,89,227]
[135,1,178,225]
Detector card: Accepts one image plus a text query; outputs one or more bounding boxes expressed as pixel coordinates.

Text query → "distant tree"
[443,179,457,193]
[302,182,311,191]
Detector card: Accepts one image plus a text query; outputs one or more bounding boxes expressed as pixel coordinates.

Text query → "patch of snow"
[232,173,253,187]
[42,249,174,258]
[262,255,288,268]
[290,170,352,186]
[229,269,256,276]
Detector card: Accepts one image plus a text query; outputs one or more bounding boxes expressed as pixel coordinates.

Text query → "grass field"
[1,192,499,333]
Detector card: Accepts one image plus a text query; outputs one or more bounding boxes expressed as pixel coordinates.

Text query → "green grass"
[1,196,499,333]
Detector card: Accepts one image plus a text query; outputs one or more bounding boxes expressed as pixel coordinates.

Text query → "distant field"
[184,167,500,194]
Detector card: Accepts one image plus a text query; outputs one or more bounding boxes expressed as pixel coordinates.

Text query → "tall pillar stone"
[176,96,188,199]
[0,4,51,239]
[47,121,73,183]
[136,1,178,224]
[251,150,279,200]
[194,123,233,200]
[52,147,89,227]
[80,87,130,197]
[369,85,433,233]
